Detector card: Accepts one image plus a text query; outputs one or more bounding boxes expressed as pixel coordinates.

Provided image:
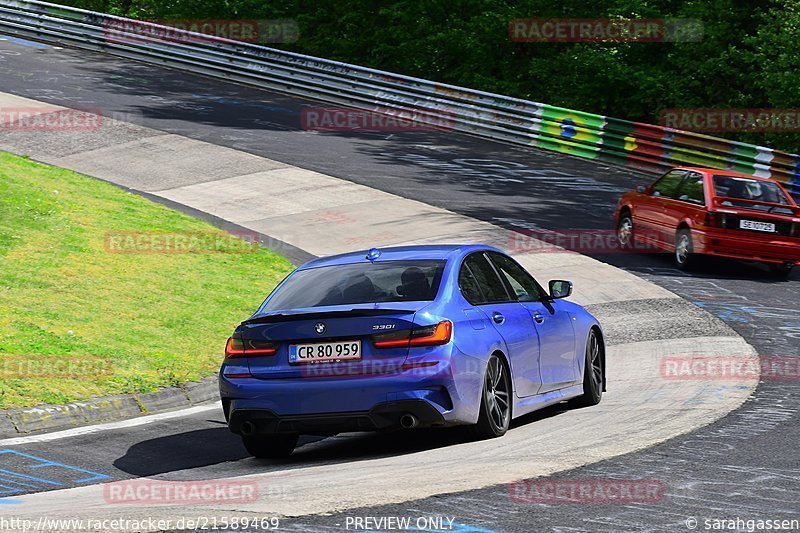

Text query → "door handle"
[533,312,544,324]
[492,312,505,325]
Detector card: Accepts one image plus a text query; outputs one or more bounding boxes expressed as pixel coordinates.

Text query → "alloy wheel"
[485,356,511,431]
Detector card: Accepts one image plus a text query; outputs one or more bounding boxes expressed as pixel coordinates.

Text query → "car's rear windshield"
[713,175,792,211]
[260,260,446,311]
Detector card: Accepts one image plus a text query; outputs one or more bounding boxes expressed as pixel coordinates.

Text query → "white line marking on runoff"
[0,402,221,446]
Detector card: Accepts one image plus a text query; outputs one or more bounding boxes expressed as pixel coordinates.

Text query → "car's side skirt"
[512,384,584,420]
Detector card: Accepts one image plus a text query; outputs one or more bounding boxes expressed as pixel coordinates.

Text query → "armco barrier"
[0,0,798,198]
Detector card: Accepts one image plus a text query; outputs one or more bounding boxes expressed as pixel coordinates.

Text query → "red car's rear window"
[712,175,793,213]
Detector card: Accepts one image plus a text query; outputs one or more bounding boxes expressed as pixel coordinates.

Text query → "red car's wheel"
[675,229,696,270]
[617,213,635,249]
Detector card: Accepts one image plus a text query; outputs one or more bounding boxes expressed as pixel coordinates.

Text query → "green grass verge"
[0,151,294,409]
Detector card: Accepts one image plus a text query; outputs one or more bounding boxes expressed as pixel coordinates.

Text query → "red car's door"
[660,171,708,247]
[635,170,687,246]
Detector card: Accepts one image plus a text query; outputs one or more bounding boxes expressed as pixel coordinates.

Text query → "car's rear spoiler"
[712,196,800,216]
[241,308,416,325]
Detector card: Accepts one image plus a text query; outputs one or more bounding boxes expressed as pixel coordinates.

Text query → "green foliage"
[0,151,293,408]
[53,0,800,152]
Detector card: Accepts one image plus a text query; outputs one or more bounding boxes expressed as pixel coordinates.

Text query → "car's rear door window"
[651,170,687,198]
[462,253,510,304]
[458,264,486,305]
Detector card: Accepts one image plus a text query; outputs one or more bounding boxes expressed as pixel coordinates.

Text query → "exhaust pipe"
[240,421,257,436]
[399,414,419,429]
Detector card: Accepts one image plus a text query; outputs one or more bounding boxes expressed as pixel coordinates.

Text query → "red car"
[614,167,800,278]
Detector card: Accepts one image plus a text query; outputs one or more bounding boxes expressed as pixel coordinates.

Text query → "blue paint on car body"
[220,244,604,443]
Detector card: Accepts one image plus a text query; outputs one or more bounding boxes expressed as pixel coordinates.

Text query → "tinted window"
[463,253,510,303]
[651,170,686,198]
[713,175,791,208]
[261,260,445,311]
[677,172,706,205]
[488,252,544,302]
[458,264,485,305]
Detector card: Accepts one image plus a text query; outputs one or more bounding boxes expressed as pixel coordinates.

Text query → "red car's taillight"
[373,321,453,349]
[224,337,277,358]
[791,223,800,238]
[704,211,728,228]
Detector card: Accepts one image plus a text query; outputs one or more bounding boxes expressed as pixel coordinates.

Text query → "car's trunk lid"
[239,303,423,379]
[711,197,800,238]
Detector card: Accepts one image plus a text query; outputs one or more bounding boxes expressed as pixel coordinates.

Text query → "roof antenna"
[366,248,381,263]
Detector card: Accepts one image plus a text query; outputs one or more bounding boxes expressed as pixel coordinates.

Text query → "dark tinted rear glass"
[463,253,510,303]
[458,264,486,305]
[261,260,445,311]
[713,175,791,207]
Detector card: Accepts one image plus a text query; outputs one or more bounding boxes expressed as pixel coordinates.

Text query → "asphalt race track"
[1,36,799,532]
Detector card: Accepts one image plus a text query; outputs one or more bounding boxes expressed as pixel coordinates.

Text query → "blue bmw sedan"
[220,244,605,458]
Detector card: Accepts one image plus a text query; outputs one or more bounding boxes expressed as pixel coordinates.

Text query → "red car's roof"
[663,167,798,206]
[674,167,776,182]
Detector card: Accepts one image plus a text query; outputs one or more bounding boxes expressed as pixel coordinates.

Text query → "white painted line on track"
[0,402,221,446]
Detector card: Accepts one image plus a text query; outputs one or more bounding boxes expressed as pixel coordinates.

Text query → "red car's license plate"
[739,220,775,233]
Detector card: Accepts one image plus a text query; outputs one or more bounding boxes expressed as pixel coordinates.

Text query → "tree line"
[58,0,800,153]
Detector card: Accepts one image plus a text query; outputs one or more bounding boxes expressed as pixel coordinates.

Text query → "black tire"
[617,213,635,250]
[242,434,298,459]
[674,229,696,270]
[467,354,512,439]
[573,329,603,407]
[769,263,793,280]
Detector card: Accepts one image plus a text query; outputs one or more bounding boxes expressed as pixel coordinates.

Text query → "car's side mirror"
[636,185,647,194]
[548,280,573,299]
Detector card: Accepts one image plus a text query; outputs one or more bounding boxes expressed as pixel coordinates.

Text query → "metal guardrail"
[1,0,798,198]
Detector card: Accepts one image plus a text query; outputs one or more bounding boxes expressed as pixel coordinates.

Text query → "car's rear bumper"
[694,229,800,265]
[228,400,447,435]
[219,353,484,433]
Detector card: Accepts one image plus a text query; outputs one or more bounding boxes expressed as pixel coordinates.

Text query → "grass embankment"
[0,151,293,408]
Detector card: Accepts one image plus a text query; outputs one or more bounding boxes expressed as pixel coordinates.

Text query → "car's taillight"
[791,223,800,238]
[704,211,728,228]
[373,321,452,349]
[224,337,277,358]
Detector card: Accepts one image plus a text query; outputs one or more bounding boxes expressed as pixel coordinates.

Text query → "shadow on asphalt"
[112,404,573,475]
[590,250,797,283]
[113,428,250,477]
[274,402,570,465]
